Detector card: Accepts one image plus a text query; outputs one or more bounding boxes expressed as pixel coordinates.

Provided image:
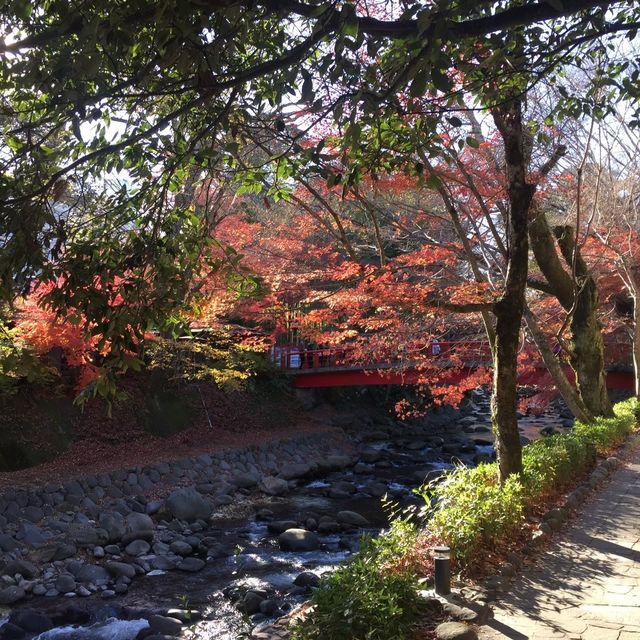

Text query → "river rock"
[0,534,18,552]
[259,476,289,496]
[360,448,382,463]
[125,539,151,556]
[68,524,108,547]
[166,608,202,622]
[324,454,352,470]
[3,560,38,580]
[76,564,110,584]
[9,610,53,633]
[17,524,45,547]
[0,623,26,640]
[166,488,212,522]
[435,622,478,640]
[231,472,259,489]
[98,512,126,543]
[278,463,311,480]
[169,541,192,556]
[267,520,298,535]
[259,599,279,616]
[53,543,78,561]
[241,591,265,615]
[337,511,370,527]
[150,555,177,571]
[278,529,319,552]
[55,574,77,594]
[123,513,154,543]
[0,586,25,605]
[294,571,321,588]
[148,615,183,636]
[105,561,136,579]
[329,481,356,498]
[177,557,205,572]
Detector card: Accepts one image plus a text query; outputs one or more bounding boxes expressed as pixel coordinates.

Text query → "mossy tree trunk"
[491,100,535,482]
[529,214,612,418]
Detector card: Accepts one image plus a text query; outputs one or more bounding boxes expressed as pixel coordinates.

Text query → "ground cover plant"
[293,398,639,639]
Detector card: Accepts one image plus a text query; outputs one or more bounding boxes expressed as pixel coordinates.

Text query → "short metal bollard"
[434,545,451,595]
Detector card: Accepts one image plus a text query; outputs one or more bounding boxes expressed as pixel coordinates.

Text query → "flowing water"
[7,392,574,639]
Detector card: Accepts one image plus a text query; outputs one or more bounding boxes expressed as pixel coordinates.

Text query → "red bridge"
[271,341,634,390]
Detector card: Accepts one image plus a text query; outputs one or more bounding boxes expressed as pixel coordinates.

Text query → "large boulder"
[278,529,319,552]
[3,560,38,580]
[435,622,478,640]
[98,512,126,543]
[75,564,110,585]
[231,472,259,489]
[122,512,154,543]
[278,463,311,480]
[0,587,25,605]
[105,561,136,579]
[9,609,54,633]
[166,488,212,522]
[336,511,370,528]
[67,524,109,547]
[0,534,18,552]
[259,476,289,496]
[148,615,182,637]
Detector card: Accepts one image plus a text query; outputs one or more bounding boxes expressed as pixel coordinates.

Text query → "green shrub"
[291,522,423,640]
[419,399,638,567]
[572,398,638,454]
[522,433,595,498]
[297,400,639,637]
[423,463,524,565]
[0,322,55,395]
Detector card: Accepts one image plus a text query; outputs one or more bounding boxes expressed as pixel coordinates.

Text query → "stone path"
[481,439,640,640]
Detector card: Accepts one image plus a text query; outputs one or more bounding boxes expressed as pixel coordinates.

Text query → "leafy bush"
[0,322,55,395]
[419,398,638,568]
[522,433,595,499]
[572,398,638,454]
[296,400,639,638]
[423,463,524,565]
[291,522,423,640]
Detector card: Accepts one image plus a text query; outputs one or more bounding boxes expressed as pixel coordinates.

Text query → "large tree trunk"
[523,305,593,423]
[528,214,612,417]
[633,294,640,398]
[554,225,613,417]
[491,100,535,482]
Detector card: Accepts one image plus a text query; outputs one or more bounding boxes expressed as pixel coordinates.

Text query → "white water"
[34,619,149,640]
[387,482,410,493]
[304,480,331,489]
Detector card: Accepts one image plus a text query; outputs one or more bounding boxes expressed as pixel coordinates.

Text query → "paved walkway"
[481,440,640,640]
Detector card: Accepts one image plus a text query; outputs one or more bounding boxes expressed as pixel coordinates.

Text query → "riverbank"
[0,389,587,639]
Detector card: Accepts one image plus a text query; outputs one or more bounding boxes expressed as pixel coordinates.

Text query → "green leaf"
[466,136,481,149]
[431,67,451,93]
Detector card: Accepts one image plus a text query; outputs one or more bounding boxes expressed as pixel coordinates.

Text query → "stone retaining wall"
[0,430,351,529]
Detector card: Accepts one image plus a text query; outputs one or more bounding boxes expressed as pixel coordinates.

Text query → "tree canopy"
[2,0,640,476]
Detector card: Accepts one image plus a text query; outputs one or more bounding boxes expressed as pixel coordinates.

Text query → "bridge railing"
[271,340,492,371]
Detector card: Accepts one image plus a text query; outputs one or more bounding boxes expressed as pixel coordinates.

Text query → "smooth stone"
[169,541,193,556]
[8,610,53,633]
[125,539,151,556]
[278,529,319,552]
[165,488,212,522]
[105,562,136,580]
[148,615,182,636]
[336,510,370,527]
[435,622,478,640]
[0,586,25,605]
[259,476,289,496]
[177,558,205,572]
[0,623,26,640]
